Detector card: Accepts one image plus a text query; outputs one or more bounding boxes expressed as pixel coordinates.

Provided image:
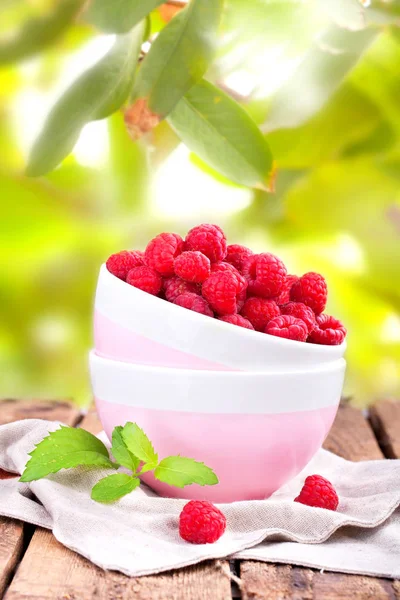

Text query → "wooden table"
[0,398,399,600]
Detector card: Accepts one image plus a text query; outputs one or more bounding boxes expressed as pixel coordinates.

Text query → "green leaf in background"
[265,25,378,131]
[20,426,117,482]
[168,79,274,189]
[0,0,84,66]
[91,473,140,502]
[111,426,140,472]
[154,456,218,488]
[121,422,158,465]
[26,22,145,176]
[320,0,366,31]
[85,0,164,34]
[131,0,223,119]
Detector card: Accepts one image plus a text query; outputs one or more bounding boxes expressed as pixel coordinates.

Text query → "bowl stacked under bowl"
[90,265,346,502]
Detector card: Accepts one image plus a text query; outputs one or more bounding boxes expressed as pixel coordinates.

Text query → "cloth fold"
[0,419,399,579]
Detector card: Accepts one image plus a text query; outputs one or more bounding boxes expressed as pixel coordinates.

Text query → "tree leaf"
[20,426,117,482]
[111,426,140,472]
[91,473,140,503]
[154,456,218,488]
[26,22,145,177]
[168,79,274,189]
[0,0,84,66]
[131,0,223,118]
[121,422,158,465]
[85,0,164,34]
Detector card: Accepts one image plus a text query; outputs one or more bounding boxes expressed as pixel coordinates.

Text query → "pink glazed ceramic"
[94,265,347,371]
[89,352,346,502]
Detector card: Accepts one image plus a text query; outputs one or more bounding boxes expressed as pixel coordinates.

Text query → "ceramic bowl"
[94,265,346,372]
[89,351,346,502]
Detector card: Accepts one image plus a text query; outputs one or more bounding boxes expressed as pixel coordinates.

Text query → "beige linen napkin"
[0,419,400,579]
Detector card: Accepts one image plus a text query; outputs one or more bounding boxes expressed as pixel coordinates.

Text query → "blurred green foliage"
[0,0,399,406]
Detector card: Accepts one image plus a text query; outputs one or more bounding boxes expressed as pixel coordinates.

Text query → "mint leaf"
[139,462,158,474]
[91,473,140,503]
[154,456,218,488]
[121,422,158,465]
[20,426,117,482]
[111,426,140,472]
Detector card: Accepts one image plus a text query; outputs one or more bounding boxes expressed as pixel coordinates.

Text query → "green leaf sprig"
[20,422,218,503]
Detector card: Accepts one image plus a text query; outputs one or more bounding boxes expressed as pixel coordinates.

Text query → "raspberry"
[265,315,308,342]
[275,275,299,305]
[106,250,144,281]
[163,276,199,303]
[294,474,339,511]
[308,314,347,346]
[281,302,316,334]
[145,233,184,277]
[225,244,253,273]
[179,500,226,544]
[185,224,227,263]
[219,314,254,330]
[126,266,162,295]
[240,297,280,332]
[290,272,327,315]
[211,262,247,294]
[243,253,287,298]
[174,293,213,317]
[202,271,243,315]
[174,251,210,283]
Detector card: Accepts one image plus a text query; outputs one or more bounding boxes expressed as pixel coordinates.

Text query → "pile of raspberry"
[106,224,346,346]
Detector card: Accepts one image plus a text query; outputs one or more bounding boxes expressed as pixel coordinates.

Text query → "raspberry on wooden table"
[145,233,184,277]
[126,266,162,296]
[243,253,287,298]
[219,314,254,330]
[163,276,199,303]
[240,297,280,332]
[179,500,226,544]
[185,224,227,263]
[225,244,253,273]
[294,474,339,511]
[265,315,308,342]
[202,271,243,315]
[308,314,347,346]
[281,302,316,334]
[174,293,213,317]
[106,250,144,281]
[275,274,299,305]
[290,272,327,315]
[174,251,211,283]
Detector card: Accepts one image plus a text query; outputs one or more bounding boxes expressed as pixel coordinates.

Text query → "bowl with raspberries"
[90,223,347,501]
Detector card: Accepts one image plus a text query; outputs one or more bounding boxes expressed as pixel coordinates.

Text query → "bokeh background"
[1,0,399,407]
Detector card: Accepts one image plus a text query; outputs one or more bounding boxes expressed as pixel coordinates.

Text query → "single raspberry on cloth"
[185,224,227,263]
[145,233,184,277]
[290,272,327,315]
[275,274,299,305]
[174,251,211,283]
[265,315,308,342]
[308,314,347,345]
[240,297,280,332]
[106,250,144,280]
[202,270,245,315]
[179,500,226,544]
[163,276,199,303]
[294,474,339,511]
[225,244,253,273]
[243,253,287,298]
[174,293,213,317]
[126,266,162,295]
[219,314,254,330]
[281,302,316,333]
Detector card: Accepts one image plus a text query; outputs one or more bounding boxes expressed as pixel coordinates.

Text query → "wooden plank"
[0,400,81,600]
[369,399,400,459]
[5,410,232,600]
[239,403,398,600]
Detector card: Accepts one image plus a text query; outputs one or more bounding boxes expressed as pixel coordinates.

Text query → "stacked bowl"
[90,264,346,502]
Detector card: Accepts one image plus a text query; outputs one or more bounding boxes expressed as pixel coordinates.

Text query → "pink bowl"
[94,265,347,372]
[89,351,346,502]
